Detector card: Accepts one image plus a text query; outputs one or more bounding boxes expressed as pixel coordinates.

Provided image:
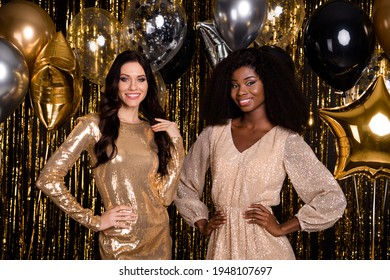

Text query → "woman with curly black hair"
[37,50,184,259]
[174,46,346,259]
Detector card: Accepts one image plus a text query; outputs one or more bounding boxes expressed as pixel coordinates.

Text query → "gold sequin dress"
[36,113,184,260]
[174,120,347,259]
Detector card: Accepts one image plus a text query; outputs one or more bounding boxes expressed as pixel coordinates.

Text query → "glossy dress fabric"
[36,113,184,259]
[174,120,347,259]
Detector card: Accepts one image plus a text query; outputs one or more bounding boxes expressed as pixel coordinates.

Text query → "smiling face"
[230,66,265,114]
[117,61,148,110]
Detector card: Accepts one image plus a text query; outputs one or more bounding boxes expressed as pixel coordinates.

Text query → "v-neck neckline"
[229,119,277,154]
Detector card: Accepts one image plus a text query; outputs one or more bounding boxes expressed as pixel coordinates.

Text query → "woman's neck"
[117,107,141,123]
[235,110,273,130]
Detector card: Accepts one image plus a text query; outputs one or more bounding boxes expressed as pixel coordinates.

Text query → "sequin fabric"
[174,120,347,259]
[36,113,184,259]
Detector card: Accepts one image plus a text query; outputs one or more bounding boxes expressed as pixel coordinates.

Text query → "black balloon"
[303,0,375,92]
[159,24,196,84]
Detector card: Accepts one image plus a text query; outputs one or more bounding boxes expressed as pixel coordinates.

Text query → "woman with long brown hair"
[37,50,184,259]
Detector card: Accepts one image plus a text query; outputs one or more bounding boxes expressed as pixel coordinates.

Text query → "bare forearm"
[279,217,301,235]
[195,219,207,228]
[195,211,227,236]
[243,203,301,237]
[195,219,209,235]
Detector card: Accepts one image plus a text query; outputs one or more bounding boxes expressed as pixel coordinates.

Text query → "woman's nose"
[128,80,137,90]
[238,87,248,95]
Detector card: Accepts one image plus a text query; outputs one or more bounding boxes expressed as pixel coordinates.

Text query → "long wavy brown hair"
[93,50,170,175]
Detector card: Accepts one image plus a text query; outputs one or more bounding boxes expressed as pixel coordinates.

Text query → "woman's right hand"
[195,210,226,236]
[99,205,137,231]
[151,118,182,138]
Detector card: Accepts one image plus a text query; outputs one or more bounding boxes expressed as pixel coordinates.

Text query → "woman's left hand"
[243,203,283,237]
[151,118,181,138]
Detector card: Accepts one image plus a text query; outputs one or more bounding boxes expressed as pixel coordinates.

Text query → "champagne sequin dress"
[36,113,184,259]
[174,120,346,259]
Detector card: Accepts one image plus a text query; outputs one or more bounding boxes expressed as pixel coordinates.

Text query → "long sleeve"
[36,115,102,231]
[154,136,185,206]
[174,127,213,227]
[284,133,347,232]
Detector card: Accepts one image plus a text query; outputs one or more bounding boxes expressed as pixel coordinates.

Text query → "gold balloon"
[66,7,123,85]
[0,1,56,72]
[373,0,390,59]
[153,70,167,109]
[255,0,305,49]
[30,32,83,131]
[319,75,390,180]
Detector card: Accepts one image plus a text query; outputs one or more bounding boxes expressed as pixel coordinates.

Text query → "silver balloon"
[213,0,268,51]
[197,20,231,67]
[122,0,187,71]
[0,38,29,123]
[344,49,390,105]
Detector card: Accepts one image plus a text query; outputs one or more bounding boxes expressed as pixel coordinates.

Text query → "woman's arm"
[151,118,185,206]
[36,116,102,231]
[174,127,215,227]
[284,133,347,232]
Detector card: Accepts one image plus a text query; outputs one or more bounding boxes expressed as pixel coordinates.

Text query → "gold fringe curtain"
[0,0,388,260]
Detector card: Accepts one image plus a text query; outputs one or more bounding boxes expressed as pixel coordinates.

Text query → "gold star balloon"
[319,75,390,180]
[30,31,83,131]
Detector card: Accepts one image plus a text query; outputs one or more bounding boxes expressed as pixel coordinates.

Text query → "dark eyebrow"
[120,74,146,78]
[231,75,257,82]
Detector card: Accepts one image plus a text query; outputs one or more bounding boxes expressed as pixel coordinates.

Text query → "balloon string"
[341,89,357,105]
[383,178,388,213]
[370,179,376,260]
[27,130,53,259]
[341,90,346,105]
[0,123,3,184]
[353,175,362,221]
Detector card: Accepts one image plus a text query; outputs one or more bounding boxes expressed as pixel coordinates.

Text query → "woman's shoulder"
[275,126,311,152]
[75,113,101,135]
[73,113,101,141]
[77,113,99,125]
[275,125,297,136]
[202,121,230,136]
[273,126,303,145]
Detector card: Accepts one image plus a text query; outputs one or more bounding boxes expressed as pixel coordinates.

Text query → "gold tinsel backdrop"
[0,0,388,260]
